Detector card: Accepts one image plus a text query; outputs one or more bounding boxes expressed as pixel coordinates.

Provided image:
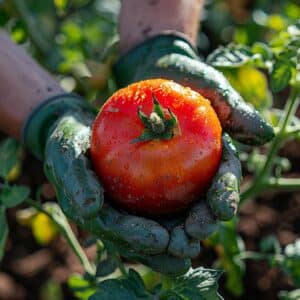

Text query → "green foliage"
[89,267,223,300]
[278,289,300,300]
[0,185,30,208]
[0,138,29,261]
[159,267,223,300]
[0,138,20,180]
[90,269,151,300]
[209,219,245,297]
[208,21,300,96]
[281,239,300,286]
[0,205,8,260]
[68,274,96,300]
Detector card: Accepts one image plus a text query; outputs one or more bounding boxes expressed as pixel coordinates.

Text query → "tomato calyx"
[131,94,179,143]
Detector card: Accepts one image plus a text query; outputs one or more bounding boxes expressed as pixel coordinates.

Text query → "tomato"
[91,79,222,216]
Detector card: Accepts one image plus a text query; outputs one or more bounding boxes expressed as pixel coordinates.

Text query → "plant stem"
[241,87,300,202]
[237,251,284,262]
[266,177,300,190]
[25,198,95,275]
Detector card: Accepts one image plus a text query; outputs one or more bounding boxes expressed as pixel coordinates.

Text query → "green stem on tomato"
[25,198,95,275]
[241,86,300,202]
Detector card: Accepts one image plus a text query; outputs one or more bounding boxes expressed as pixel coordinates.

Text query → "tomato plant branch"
[236,251,284,263]
[241,86,300,202]
[266,177,300,190]
[25,198,95,275]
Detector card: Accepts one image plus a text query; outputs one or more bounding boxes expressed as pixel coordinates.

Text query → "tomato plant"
[91,79,222,216]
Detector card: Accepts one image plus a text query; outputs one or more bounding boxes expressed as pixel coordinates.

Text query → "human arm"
[0,30,63,139]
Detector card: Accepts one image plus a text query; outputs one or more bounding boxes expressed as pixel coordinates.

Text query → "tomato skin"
[91,79,222,216]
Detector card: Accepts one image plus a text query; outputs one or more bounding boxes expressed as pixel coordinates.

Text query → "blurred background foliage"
[0,0,299,107]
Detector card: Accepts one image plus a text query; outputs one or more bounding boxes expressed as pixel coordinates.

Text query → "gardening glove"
[113,33,275,258]
[22,93,190,275]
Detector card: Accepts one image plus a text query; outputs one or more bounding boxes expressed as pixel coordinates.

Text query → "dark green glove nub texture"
[113,34,275,145]
[22,95,103,220]
[207,134,242,221]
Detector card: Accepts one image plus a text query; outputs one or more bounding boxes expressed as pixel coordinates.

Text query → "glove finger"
[84,203,169,255]
[185,200,218,240]
[140,54,274,145]
[98,238,190,276]
[44,111,104,220]
[168,226,201,258]
[137,253,191,276]
[207,134,242,221]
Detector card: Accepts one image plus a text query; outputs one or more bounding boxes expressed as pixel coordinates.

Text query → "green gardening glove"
[112,33,275,259]
[22,94,190,276]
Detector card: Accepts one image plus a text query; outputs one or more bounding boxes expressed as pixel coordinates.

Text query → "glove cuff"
[113,33,198,88]
[22,93,95,160]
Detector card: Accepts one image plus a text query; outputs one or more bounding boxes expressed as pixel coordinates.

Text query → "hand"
[22,93,191,276]
[111,33,275,263]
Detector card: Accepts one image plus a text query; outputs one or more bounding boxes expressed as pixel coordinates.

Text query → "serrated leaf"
[0,205,8,261]
[207,44,252,68]
[90,269,151,300]
[270,59,294,92]
[0,185,30,208]
[0,138,19,180]
[160,267,223,300]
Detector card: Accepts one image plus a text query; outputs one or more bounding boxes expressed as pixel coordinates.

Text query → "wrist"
[113,34,198,88]
[22,94,95,160]
[119,0,203,54]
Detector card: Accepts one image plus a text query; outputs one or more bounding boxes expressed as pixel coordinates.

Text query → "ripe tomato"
[91,79,222,216]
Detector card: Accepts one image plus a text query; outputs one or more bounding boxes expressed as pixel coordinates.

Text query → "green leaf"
[0,205,8,261]
[270,59,294,92]
[96,256,117,277]
[259,235,281,254]
[0,138,19,180]
[251,42,273,61]
[0,185,30,208]
[90,269,151,300]
[280,239,300,286]
[208,218,245,297]
[160,267,223,300]
[207,44,252,68]
[279,289,300,300]
[68,274,96,300]
[221,66,272,111]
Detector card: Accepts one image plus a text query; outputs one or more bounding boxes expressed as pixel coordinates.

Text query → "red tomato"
[91,79,222,216]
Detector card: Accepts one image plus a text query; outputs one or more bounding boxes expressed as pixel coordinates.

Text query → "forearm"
[119,0,203,53]
[0,31,63,139]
